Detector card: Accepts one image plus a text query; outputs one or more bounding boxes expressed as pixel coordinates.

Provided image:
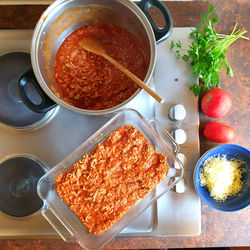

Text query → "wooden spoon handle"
[102,53,164,104]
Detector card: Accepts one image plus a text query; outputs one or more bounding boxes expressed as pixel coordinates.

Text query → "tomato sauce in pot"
[53,23,150,110]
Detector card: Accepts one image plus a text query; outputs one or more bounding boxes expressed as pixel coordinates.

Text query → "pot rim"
[31,0,157,115]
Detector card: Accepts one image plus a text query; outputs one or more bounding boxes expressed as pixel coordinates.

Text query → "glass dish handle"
[145,117,180,154]
[146,117,184,183]
[41,201,75,242]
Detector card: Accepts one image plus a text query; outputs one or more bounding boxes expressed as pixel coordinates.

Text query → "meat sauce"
[55,125,169,235]
[53,23,149,110]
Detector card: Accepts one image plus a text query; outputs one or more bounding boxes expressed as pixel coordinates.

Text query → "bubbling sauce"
[53,23,149,110]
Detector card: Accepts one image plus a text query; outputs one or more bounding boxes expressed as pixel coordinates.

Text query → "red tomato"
[203,122,235,143]
[201,88,232,118]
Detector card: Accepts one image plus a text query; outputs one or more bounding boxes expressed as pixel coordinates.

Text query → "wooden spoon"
[79,38,164,104]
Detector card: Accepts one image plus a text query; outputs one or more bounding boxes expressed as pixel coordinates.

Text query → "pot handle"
[137,0,173,43]
[18,69,57,113]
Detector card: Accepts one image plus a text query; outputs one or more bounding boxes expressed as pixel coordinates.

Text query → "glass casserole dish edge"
[37,109,184,250]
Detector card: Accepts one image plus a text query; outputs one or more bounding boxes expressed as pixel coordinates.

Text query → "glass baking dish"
[37,109,184,250]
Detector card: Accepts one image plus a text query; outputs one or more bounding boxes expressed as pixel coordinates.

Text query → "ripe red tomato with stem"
[201,88,232,118]
[203,122,235,143]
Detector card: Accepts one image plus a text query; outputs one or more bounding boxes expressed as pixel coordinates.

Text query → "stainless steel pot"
[19,0,172,115]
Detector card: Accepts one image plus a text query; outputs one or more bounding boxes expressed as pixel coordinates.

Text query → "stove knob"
[175,177,187,193]
[171,128,187,145]
[174,153,186,169]
[170,176,187,193]
[168,104,186,121]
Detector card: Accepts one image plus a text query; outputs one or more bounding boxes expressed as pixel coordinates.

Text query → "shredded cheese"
[199,155,244,201]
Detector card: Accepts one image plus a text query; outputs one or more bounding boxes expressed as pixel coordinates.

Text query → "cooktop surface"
[0,28,200,238]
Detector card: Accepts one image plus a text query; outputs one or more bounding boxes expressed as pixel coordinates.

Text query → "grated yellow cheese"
[199,155,244,201]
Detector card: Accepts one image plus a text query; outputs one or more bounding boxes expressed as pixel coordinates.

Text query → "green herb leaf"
[170,3,248,96]
[176,50,181,58]
[176,41,182,49]
[182,54,189,61]
[170,40,175,50]
[211,15,218,24]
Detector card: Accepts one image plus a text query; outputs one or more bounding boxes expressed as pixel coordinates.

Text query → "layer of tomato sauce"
[55,125,169,235]
[53,23,150,110]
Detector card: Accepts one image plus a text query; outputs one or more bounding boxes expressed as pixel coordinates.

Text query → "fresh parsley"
[170,3,248,96]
